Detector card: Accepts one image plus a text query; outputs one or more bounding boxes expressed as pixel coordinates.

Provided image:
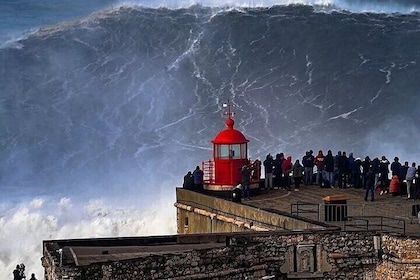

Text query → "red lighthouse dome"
[212,117,248,144]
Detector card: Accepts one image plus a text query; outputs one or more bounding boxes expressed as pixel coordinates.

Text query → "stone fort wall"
[43,230,391,280]
[374,234,420,280]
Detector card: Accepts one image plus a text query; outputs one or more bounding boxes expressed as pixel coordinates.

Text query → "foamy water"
[0,190,177,279]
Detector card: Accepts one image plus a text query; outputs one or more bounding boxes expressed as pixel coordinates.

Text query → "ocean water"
[1,0,419,278]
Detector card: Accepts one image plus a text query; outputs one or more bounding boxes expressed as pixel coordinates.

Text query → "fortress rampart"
[42,189,420,279]
[42,231,419,279]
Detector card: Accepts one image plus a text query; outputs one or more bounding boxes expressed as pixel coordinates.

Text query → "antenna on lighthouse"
[222,99,235,119]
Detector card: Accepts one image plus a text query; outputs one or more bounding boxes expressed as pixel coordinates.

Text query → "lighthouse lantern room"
[202,102,260,192]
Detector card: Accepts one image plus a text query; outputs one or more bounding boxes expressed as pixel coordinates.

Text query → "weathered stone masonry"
[374,234,420,280]
[43,230,382,280]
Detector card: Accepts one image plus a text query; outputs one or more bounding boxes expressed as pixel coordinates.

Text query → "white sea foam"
[120,0,419,13]
[1,0,417,48]
[0,190,177,279]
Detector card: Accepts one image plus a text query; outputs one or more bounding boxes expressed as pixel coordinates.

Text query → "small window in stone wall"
[184,217,189,227]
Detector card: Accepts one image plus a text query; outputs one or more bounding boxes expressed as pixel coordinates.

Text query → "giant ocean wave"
[0,2,419,278]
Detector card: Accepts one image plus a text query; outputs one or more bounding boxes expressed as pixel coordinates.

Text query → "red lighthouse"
[202,102,261,192]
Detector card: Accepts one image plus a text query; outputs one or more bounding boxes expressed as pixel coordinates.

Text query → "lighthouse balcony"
[202,159,261,186]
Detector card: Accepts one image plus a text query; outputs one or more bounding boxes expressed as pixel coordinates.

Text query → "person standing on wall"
[183,171,194,190]
[193,166,204,191]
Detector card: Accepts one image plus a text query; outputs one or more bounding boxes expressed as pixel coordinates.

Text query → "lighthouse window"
[230,144,241,159]
[217,145,229,158]
[215,144,247,159]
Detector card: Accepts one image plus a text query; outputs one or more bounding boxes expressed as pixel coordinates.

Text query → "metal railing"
[290,201,414,235]
[290,201,320,221]
[344,216,406,235]
[202,160,215,184]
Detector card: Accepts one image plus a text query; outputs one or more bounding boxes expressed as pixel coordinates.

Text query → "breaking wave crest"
[0,195,176,278]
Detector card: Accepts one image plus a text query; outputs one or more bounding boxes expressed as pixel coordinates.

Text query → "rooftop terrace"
[245,184,420,236]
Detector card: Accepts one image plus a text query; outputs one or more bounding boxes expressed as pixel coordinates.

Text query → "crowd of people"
[181,149,420,203]
[263,150,420,201]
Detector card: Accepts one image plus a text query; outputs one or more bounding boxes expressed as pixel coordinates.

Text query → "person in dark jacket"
[314,150,324,187]
[340,151,349,188]
[293,159,304,191]
[241,164,252,199]
[364,166,375,202]
[324,150,334,188]
[273,153,284,189]
[263,154,274,189]
[13,264,25,280]
[371,157,380,189]
[183,171,194,190]
[193,166,204,191]
[415,166,420,199]
[348,152,355,187]
[302,150,315,185]
[334,151,342,187]
[334,151,344,188]
[400,161,409,184]
[390,157,402,181]
[379,156,390,194]
[362,156,371,189]
[353,158,362,188]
